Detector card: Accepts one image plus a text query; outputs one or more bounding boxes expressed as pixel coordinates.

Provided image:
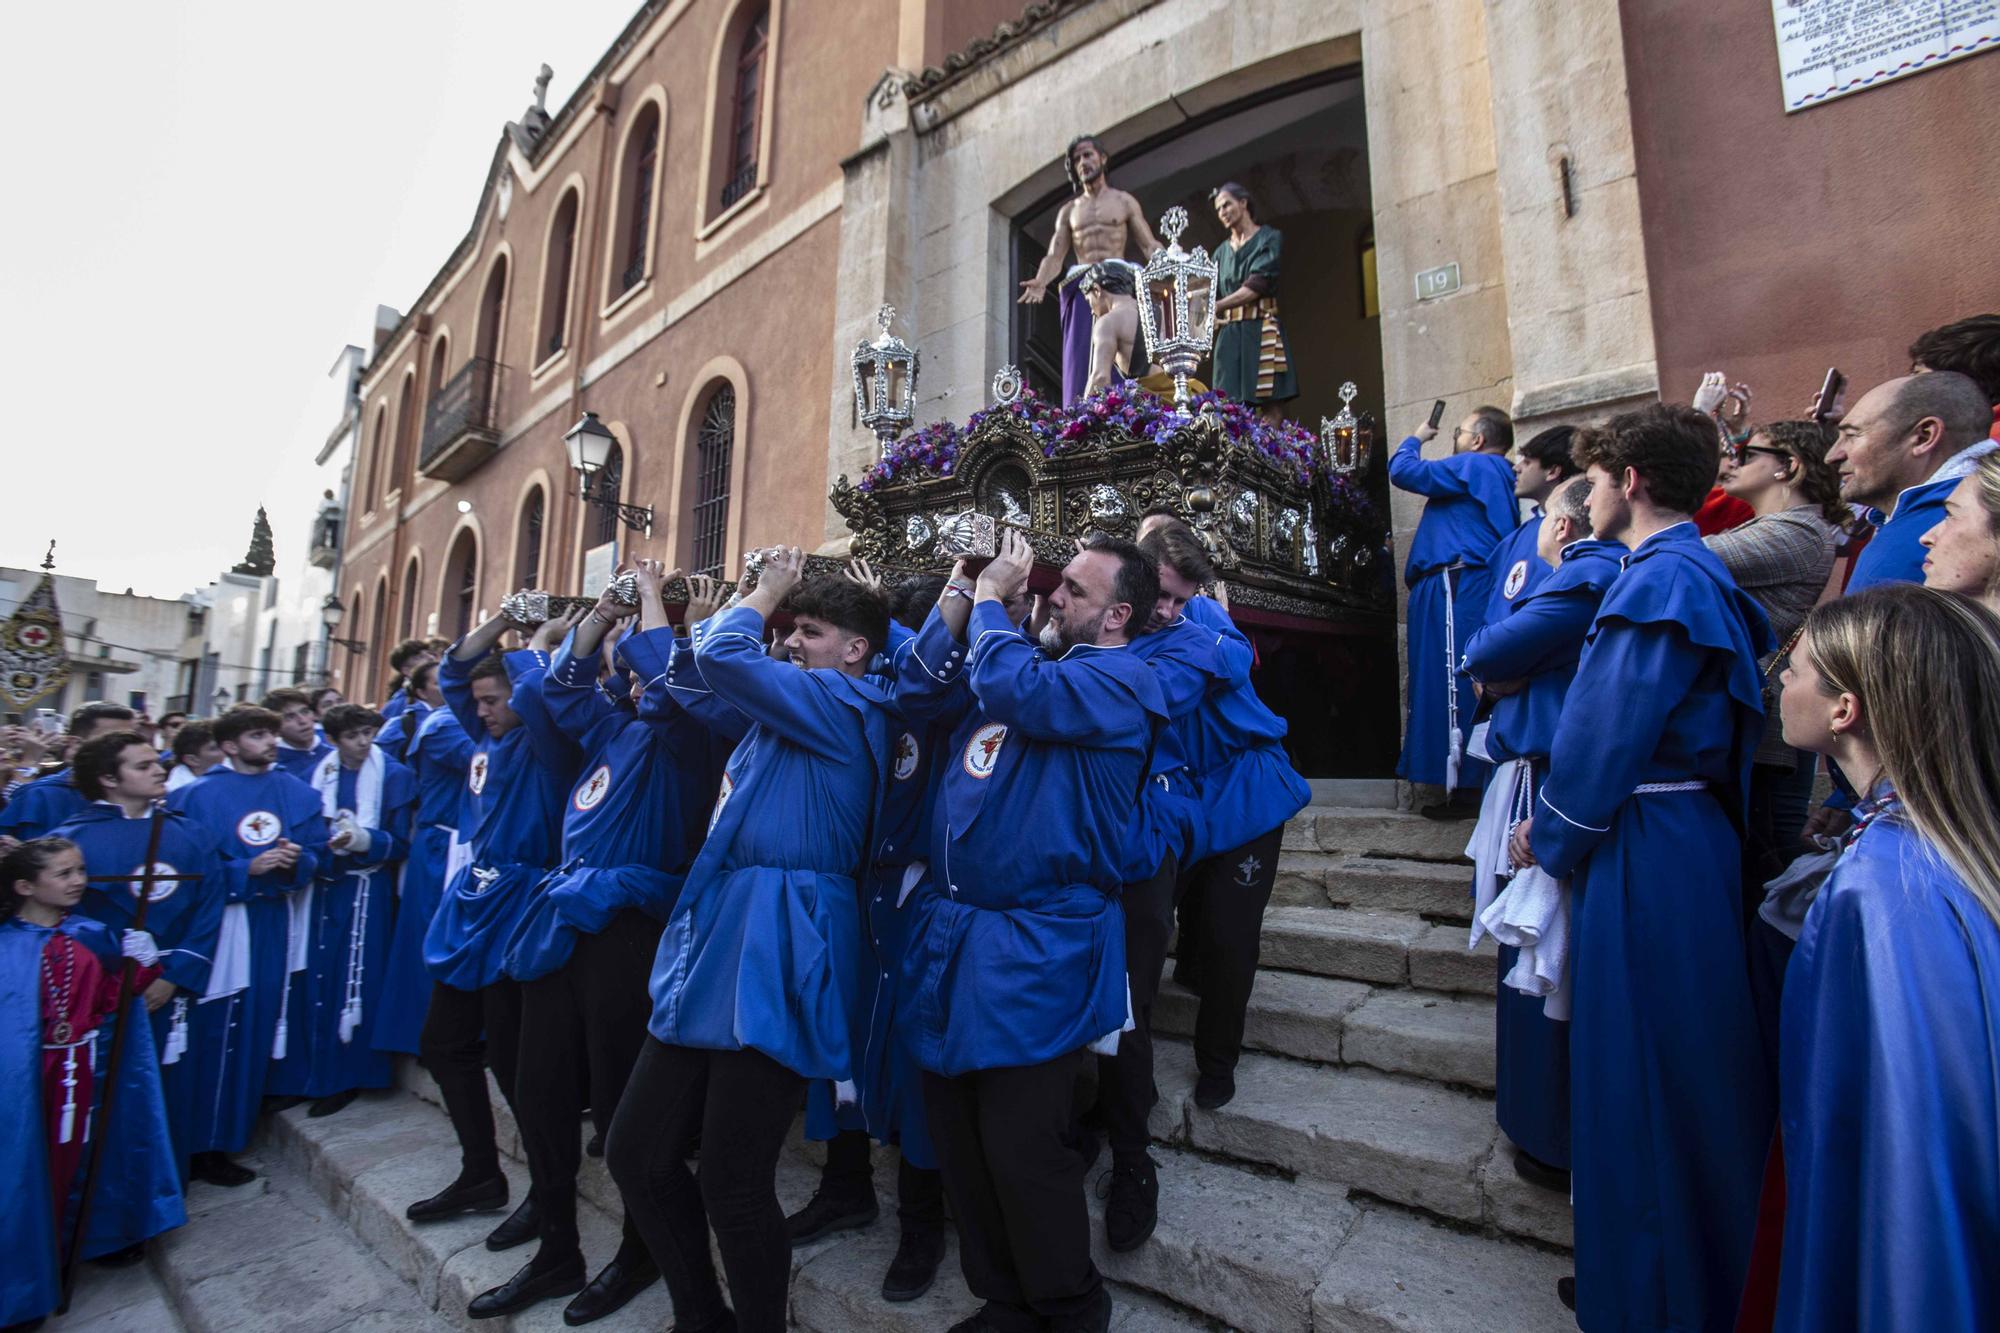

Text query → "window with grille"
[691,386,735,577]
[516,488,545,589]
[539,191,579,362]
[722,10,768,208]
[620,114,659,294]
[447,535,478,640]
[401,559,421,637]
[590,444,624,549]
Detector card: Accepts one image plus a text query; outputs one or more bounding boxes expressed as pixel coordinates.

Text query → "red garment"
[38,927,159,1241]
[1695,486,1755,536]
[1734,1131,1786,1332]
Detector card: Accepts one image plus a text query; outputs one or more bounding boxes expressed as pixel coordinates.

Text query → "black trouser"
[1172,825,1282,1077]
[1097,853,1177,1164]
[923,1053,1107,1332]
[1743,752,1817,925]
[419,977,523,1182]
[606,1039,804,1333]
[819,1127,946,1229]
[516,909,662,1265]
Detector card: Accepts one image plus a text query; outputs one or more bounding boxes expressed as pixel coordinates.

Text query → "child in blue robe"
[166,707,327,1188]
[1520,406,1774,1329]
[266,705,413,1115]
[264,688,334,784]
[1388,409,1519,796]
[607,552,892,1333]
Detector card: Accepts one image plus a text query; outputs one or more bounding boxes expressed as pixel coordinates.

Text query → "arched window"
[588,443,625,550]
[443,530,480,640]
[369,578,390,702]
[399,557,421,639]
[346,590,364,686]
[476,256,508,364]
[429,334,451,397]
[389,369,417,494]
[367,404,390,510]
[690,385,735,577]
[515,487,546,590]
[611,104,661,298]
[722,8,769,210]
[538,191,580,363]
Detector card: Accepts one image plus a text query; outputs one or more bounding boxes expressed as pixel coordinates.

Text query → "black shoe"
[585,1130,605,1158]
[880,1226,944,1302]
[191,1152,258,1188]
[670,1313,738,1333]
[406,1173,507,1222]
[563,1254,659,1325]
[1102,1157,1158,1252]
[947,1309,1003,1333]
[1512,1147,1571,1193]
[262,1094,306,1114]
[1193,1071,1236,1110]
[1557,1275,1576,1311]
[467,1256,586,1319]
[88,1242,147,1268]
[308,1089,359,1119]
[784,1188,878,1245]
[485,1195,540,1251]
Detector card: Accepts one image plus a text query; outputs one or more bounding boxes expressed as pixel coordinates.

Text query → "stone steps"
[1257,905,1496,995]
[1272,853,1475,922]
[44,1241,185,1333]
[1283,806,1476,864]
[264,1084,1570,1333]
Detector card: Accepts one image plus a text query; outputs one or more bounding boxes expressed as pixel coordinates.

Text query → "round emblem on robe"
[892,733,920,782]
[127,862,181,902]
[962,723,1008,779]
[468,752,490,795]
[708,772,735,832]
[236,811,281,847]
[1503,558,1529,600]
[573,764,612,813]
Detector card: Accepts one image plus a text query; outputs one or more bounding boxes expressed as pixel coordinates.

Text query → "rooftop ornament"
[1135,206,1218,409]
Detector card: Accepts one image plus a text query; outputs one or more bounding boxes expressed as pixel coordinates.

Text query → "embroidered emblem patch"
[573,764,612,812]
[893,732,920,782]
[468,752,490,795]
[1503,558,1529,600]
[962,723,1008,779]
[127,862,181,902]
[236,811,281,847]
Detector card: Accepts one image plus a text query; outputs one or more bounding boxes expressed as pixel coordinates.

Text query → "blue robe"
[899,601,1167,1077]
[1388,435,1518,787]
[267,759,413,1098]
[167,766,327,1154]
[1846,445,1998,591]
[501,628,710,982]
[646,605,892,1083]
[424,649,573,992]
[1527,522,1774,1332]
[374,704,470,1054]
[1459,537,1626,1172]
[0,916,185,1325]
[1775,815,2000,1332]
[53,803,226,1182]
[1481,511,1549,624]
[272,738,333,784]
[0,770,87,840]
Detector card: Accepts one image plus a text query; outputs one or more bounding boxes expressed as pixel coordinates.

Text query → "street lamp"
[852,304,919,454]
[320,594,366,653]
[564,411,654,537]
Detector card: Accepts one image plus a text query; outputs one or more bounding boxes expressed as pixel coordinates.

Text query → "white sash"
[201,903,252,1003]
[312,746,386,1046]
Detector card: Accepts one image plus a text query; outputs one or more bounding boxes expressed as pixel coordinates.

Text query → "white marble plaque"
[1774,0,1999,112]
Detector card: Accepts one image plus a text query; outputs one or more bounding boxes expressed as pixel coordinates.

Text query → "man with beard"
[897,530,1166,1332]
[1018,134,1163,406]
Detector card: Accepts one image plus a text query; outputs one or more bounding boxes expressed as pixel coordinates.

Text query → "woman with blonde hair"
[1770,582,2000,1331]
[1919,451,2000,614]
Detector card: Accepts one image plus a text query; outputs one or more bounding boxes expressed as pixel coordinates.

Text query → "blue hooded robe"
[272,737,333,784]
[167,765,328,1154]
[1481,511,1550,625]
[0,770,88,840]
[1388,435,1518,788]
[373,704,471,1054]
[898,600,1167,1077]
[1527,522,1774,1332]
[645,605,892,1085]
[1459,537,1626,1172]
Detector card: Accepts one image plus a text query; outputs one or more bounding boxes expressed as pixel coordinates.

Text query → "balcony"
[419,357,506,481]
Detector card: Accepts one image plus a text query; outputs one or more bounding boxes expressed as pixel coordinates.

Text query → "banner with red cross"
[1,573,71,708]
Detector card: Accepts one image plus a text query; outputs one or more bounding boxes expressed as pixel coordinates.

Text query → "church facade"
[331,0,1999,746]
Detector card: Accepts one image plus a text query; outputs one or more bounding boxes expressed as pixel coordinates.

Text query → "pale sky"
[0,0,640,599]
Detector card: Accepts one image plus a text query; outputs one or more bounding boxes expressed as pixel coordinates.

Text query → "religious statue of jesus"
[1017,134,1163,405]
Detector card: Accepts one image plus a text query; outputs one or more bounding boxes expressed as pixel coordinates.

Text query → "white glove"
[331,812,373,858]
[345,824,374,857]
[1692,371,1727,415]
[121,930,161,966]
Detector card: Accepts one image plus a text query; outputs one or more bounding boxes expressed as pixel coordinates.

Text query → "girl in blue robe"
[373,702,469,1056]
[1525,518,1773,1330]
[1765,585,2000,1332]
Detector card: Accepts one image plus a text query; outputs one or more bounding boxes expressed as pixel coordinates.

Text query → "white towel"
[444,832,470,889]
[312,746,383,832]
[161,995,191,1065]
[200,903,252,1003]
[1087,976,1138,1056]
[1465,758,1524,944]
[1478,865,1573,1022]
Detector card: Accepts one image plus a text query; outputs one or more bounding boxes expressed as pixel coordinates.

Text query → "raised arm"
[891,603,975,727]
[1387,422,1479,499]
[1126,192,1163,259]
[693,606,857,760]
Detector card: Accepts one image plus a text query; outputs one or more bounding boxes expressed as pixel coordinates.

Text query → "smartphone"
[1812,369,1845,424]
[1427,399,1447,430]
[32,709,62,738]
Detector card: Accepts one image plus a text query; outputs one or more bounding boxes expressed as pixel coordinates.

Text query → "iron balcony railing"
[420,357,505,473]
[720,162,757,209]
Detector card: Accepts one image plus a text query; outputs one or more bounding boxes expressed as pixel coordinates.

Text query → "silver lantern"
[852,303,920,454]
[1320,381,1366,476]
[1135,206,1217,408]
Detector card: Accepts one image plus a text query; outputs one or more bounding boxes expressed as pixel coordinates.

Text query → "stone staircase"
[110,800,1576,1332]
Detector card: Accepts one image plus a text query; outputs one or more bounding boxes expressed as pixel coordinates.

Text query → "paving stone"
[153,1189,328,1285]
[1154,971,1368,1065]
[1259,906,1427,985]
[1479,1147,1573,1248]
[1304,807,1474,863]
[1167,1043,1496,1223]
[1321,857,1476,922]
[47,1253,180,1333]
[790,1215,980,1330]
[1310,1207,1575,1332]
[1342,989,1495,1090]
[182,1173,269,1218]
[173,1232,419,1333]
[1092,1147,1354,1333]
[1407,923,1500,995]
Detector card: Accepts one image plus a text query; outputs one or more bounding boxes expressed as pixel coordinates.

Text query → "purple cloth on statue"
[1060,278,1091,406]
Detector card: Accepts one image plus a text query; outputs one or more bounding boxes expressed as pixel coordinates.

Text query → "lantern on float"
[1135,206,1217,408]
[852,304,920,454]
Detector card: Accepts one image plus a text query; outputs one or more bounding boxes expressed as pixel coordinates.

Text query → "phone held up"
[1427,399,1447,431]
[1812,369,1845,425]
